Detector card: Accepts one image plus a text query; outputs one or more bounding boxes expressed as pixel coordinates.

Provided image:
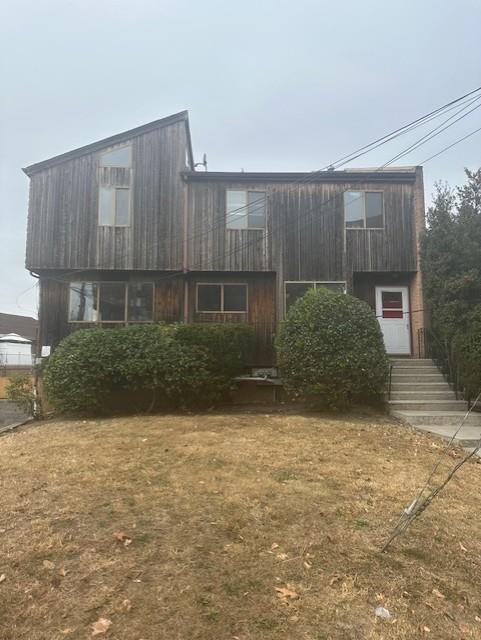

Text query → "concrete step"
[390,382,451,391]
[390,358,433,363]
[393,410,480,427]
[389,400,467,412]
[389,391,457,401]
[411,423,481,446]
[392,366,439,374]
[391,373,446,383]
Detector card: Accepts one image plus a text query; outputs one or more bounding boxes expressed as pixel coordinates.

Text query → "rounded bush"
[276,288,389,409]
[43,323,254,415]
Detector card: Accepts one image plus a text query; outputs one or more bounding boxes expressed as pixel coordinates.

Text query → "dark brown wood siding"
[26,121,189,271]
[187,272,276,366]
[38,272,185,350]
[187,179,417,284]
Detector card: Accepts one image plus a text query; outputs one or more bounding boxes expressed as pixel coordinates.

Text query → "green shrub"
[6,374,38,417]
[452,304,481,403]
[174,323,254,379]
[276,288,389,410]
[43,323,254,415]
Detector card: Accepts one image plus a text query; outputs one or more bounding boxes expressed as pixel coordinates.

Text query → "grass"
[1,410,481,639]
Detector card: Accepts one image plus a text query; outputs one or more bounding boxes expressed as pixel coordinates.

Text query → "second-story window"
[226,190,266,229]
[99,187,131,226]
[344,191,384,229]
[99,144,132,226]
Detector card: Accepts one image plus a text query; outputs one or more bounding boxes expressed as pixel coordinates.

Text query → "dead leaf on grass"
[121,599,132,612]
[432,588,445,599]
[113,532,132,547]
[423,626,431,633]
[91,617,111,636]
[0,574,5,584]
[275,585,299,603]
[460,542,468,552]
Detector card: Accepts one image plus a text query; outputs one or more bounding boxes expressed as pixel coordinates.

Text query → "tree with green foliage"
[276,288,389,410]
[421,168,481,400]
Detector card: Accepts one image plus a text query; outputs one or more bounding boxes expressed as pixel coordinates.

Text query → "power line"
[35,86,481,291]
[420,124,481,164]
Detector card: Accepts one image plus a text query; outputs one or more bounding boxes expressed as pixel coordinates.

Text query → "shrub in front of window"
[276,288,389,410]
[43,323,254,415]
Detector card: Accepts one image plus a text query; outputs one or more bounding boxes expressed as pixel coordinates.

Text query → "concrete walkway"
[389,359,481,448]
[0,400,30,434]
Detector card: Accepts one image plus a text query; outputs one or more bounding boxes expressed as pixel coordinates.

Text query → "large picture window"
[68,282,154,323]
[226,190,266,230]
[344,191,384,229]
[285,281,346,312]
[197,283,248,313]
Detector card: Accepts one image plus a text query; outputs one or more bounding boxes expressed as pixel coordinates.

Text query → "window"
[344,191,384,229]
[381,291,403,318]
[99,187,131,226]
[68,282,154,323]
[226,190,266,229]
[100,145,132,168]
[128,283,154,321]
[68,282,98,322]
[285,281,346,311]
[197,283,247,312]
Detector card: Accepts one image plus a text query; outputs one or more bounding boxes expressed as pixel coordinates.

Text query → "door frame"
[375,285,411,355]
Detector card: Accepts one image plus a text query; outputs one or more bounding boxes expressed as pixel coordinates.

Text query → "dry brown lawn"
[1,411,481,639]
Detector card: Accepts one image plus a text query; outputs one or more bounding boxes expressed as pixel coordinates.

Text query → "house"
[0,313,38,368]
[23,111,426,366]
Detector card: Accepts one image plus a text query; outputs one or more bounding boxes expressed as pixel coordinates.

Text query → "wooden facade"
[24,112,426,364]
[25,112,192,272]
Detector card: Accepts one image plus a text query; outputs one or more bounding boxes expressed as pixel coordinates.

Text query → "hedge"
[43,323,254,415]
[276,288,389,410]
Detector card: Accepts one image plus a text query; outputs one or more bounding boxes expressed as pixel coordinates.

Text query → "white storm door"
[375,286,411,355]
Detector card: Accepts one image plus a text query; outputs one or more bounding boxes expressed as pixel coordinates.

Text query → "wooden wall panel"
[26,120,189,272]
[187,179,416,281]
[187,272,276,366]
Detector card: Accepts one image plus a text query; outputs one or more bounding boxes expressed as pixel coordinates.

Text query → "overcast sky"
[1,0,480,318]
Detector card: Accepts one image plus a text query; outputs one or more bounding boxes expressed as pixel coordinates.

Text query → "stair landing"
[389,359,481,448]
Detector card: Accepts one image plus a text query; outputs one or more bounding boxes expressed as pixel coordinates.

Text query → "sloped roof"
[0,333,32,344]
[23,111,193,176]
[0,313,38,342]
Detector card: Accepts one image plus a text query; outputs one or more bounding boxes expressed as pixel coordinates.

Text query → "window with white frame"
[196,283,247,312]
[226,190,266,229]
[344,191,384,229]
[285,281,346,312]
[68,282,153,323]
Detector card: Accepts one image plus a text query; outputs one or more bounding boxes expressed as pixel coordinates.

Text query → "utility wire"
[38,86,481,280]
[36,87,481,290]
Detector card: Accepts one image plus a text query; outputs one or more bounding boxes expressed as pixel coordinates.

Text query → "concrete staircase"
[389,359,481,447]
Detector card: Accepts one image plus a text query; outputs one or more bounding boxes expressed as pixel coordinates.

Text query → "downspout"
[182,175,189,323]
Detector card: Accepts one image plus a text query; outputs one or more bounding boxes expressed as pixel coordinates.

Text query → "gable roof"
[0,313,38,342]
[23,111,193,176]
